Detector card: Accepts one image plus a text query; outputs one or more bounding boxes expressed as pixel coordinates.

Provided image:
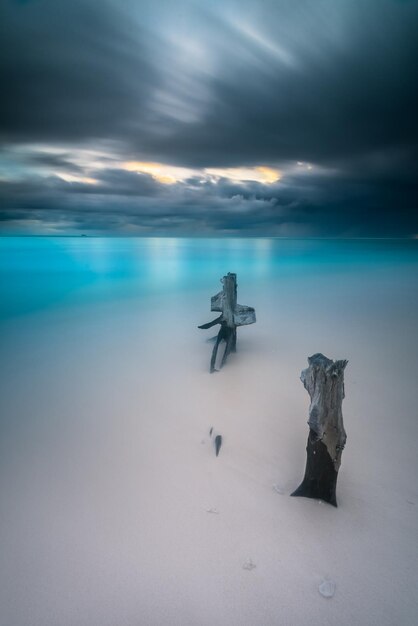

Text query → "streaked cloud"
[205,166,281,184]
[124,162,196,184]
[0,0,417,236]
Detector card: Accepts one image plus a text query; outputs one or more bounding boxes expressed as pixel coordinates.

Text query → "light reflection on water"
[0,237,417,320]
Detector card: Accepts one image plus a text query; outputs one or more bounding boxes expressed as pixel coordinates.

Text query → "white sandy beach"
[1,266,418,626]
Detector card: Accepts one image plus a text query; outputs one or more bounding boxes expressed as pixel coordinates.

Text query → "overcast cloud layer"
[1,0,417,236]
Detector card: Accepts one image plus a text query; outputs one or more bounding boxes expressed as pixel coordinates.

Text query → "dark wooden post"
[291,353,348,507]
[198,272,255,372]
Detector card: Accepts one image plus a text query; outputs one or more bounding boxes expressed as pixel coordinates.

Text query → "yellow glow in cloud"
[124,161,194,184]
[255,166,281,183]
[124,162,281,185]
[205,166,281,184]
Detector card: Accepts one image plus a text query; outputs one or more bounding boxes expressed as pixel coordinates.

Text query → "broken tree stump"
[291,353,348,507]
[198,272,256,372]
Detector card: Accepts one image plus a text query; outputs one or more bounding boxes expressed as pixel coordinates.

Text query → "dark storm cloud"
[1,162,416,237]
[0,0,418,235]
[2,0,417,163]
[153,1,418,168]
[16,151,86,175]
[0,0,157,142]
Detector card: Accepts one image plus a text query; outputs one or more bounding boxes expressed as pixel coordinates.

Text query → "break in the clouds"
[0,0,417,236]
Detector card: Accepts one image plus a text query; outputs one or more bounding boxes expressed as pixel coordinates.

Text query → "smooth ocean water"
[1,237,417,321]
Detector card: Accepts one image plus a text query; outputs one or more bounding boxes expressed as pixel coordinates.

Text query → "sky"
[0,0,417,237]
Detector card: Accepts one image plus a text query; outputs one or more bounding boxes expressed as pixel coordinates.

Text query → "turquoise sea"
[1,237,417,321]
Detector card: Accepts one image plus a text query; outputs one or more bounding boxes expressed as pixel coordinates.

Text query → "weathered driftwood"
[198,273,256,372]
[291,353,348,507]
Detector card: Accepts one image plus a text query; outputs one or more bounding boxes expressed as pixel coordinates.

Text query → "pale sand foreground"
[0,272,417,626]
